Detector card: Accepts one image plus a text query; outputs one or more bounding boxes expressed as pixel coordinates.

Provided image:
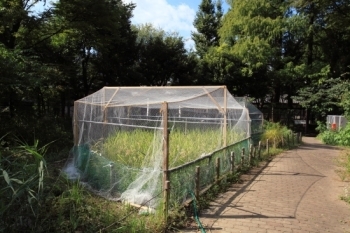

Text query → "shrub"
[261,121,292,146]
[319,123,350,146]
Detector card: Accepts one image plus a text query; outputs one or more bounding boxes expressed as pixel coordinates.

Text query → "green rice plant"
[102,129,155,167]
[99,128,246,169]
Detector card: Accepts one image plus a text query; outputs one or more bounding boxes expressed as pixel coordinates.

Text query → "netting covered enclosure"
[327,115,347,131]
[65,86,260,208]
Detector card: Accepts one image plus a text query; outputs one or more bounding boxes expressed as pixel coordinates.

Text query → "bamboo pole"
[73,102,79,146]
[164,180,170,224]
[230,152,235,174]
[195,166,200,200]
[161,102,169,223]
[223,86,227,147]
[258,141,261,160]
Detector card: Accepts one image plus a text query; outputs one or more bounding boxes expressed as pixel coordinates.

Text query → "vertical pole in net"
[73,102,79,146]
[258,141,261,160]
[223,86,227,147]
[161,102,169,224]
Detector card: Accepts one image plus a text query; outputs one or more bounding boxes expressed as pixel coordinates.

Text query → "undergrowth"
[0,134,166,233]
[316,121,350,204]
[317,121,350,146]
[335,149,350,205]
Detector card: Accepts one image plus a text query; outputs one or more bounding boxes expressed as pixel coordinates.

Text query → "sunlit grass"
[98,129,245,169]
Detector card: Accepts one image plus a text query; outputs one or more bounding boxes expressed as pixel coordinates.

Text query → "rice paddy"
[92,128,246,169]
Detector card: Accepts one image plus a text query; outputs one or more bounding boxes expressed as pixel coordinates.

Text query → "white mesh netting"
[64,86,262,208]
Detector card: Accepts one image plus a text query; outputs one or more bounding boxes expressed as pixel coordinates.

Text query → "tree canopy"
[1,0,350,135]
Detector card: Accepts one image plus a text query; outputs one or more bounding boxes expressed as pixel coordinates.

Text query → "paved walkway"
[181,137,350,233]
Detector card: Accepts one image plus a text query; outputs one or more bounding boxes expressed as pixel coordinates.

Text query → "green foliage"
[339,81,350,118]
[192,0,222,58]
[294,78,347,119]
[132,24,196,86]
[319,124,350,146]
[0,136,166,232]
[261,121,292,146]
[0,137,48,231]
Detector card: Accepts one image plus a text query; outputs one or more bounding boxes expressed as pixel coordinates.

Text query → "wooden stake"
[253,146,256,160]
[195,166,200,200]
[216,158,220,182]
[266,139,269,156]
[161,102,169,223]
[230,152,235,174]
[241,148,245,167]
[249,144,253,165]
[164,180,170,225]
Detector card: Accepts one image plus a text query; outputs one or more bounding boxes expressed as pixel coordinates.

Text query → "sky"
[123,0,229,50]
[33,0,229,50]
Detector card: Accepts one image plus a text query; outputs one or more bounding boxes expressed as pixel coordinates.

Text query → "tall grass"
[261,121,292,146]
[0,134,167,232]
[0,136,49,231]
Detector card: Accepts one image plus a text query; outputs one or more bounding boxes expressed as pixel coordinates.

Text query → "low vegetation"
[0,134,165,232]
[317,122,350,146]
[316,121,350,204]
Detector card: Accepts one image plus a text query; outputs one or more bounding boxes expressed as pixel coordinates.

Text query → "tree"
[192,0,223,58]
[219,0,296,121]
[132,24,197,86]
[52,0,136,96]
[291,0,350,130]
[0,0,50,117]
